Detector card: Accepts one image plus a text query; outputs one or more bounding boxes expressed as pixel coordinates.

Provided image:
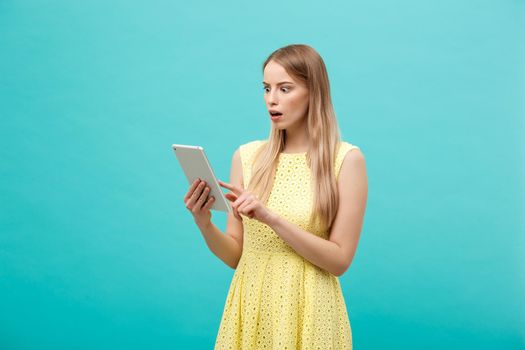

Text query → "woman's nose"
[267,90,278,104]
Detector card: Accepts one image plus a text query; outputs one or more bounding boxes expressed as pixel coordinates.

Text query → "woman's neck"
[283,123,309,153]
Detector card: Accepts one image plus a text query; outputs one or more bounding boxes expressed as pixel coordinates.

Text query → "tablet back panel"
[173,144,231,213]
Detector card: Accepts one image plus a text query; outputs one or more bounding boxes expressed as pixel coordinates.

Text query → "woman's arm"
[195,148,244,269]
[266,149,368,276]
[197,220,242,269]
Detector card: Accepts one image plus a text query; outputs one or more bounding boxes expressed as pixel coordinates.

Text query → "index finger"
[218,180,243,195]
[184,178,201,201]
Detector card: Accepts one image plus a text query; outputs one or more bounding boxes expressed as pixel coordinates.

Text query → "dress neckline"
[279,151,307,157]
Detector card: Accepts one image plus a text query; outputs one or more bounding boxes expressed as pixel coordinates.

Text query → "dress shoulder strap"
[239,140,266,188]
[335,141,360,179]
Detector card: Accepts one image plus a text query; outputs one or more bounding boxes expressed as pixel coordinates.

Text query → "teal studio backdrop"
[1,0,524,349]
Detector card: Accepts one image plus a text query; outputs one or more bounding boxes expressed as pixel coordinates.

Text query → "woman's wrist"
[195,217,212,231]
[263,210,279,227]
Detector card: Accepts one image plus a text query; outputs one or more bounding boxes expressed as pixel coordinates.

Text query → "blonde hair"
[247,44,342,232]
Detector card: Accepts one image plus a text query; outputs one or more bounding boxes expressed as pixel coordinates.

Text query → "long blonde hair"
[247,44,343,232]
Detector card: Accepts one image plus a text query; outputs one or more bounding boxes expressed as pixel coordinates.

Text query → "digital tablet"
[172,144,231,213]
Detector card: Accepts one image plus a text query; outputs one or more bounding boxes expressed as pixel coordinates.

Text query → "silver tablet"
[172,144,231,213]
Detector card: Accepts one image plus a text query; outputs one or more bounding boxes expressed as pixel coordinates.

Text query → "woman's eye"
[263,86,290,93]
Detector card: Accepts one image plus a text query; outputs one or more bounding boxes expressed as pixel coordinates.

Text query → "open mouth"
[269,111,283,117]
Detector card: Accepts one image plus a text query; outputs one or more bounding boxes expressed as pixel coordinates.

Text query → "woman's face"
[263,60,309,130]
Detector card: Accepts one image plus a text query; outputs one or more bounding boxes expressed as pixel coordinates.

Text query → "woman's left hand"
[218,180,274,225]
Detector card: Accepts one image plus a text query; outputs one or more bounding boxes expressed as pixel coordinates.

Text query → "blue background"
[1,0,524,349]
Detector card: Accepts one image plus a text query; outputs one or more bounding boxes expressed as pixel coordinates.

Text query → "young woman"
[183,44,368,349]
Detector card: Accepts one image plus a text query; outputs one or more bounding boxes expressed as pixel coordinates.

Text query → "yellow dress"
[214,139,360,350]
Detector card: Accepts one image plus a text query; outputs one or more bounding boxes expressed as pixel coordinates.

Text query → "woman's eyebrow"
[262,81,294,85]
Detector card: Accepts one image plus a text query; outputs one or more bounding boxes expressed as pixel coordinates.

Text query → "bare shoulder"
[230,147,243,188]
[342,147,366,167]
[339,147,367,186]
[239,139,266,152]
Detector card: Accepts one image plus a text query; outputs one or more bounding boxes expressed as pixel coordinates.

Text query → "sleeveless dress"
[214,139,360,350]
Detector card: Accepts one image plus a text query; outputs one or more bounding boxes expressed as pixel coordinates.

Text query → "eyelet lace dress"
[214,139,360,350]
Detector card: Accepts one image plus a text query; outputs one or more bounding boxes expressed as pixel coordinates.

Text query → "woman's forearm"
[197,221,242,269]
[265,213,345,276]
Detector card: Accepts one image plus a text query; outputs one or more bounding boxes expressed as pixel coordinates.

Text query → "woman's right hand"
[184,178,215,228]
